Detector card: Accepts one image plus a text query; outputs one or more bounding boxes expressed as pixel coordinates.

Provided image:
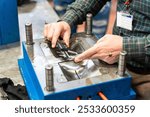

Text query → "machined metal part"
[67,50,78,55]
[59,60,89,81]
[86,13,93,35]
[26,45,34,61]
[45,65,54,91]
[56,41,73,59]
[118,51,127,77]
[57,41,68,51]
[63,51,70,59]
[70,32,98,53]
[25,22,34,45]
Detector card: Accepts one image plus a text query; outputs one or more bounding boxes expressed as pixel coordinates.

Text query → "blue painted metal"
[18,43,44,100]
[0,0,20,45]
[18,42,136,100]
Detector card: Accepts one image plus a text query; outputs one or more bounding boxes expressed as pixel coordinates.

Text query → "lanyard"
[124,0,132,10]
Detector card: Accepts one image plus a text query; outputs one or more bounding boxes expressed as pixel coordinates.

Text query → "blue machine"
[18,38,136,100]
[0,0,20,45]
[18,13,136,100]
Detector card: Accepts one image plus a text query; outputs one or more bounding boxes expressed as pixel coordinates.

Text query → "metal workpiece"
[58,51,70,59]
[25,22,34,45]
[45,65,54,91]
[118,51,127,77]
[57,43,70,59]
[67,50,78,55]
[70,32,97,52]
[86,13,93,35]
[59,60,89,81]
[69,14,97,52]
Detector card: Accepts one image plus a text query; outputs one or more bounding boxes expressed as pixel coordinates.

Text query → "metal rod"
[45,65,54,91]
[118,51,127,77]
[85,13,93,35]
[26,45,34,61]
[25,22,34,45]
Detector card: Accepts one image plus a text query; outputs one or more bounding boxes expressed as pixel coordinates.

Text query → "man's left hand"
[74,34,123,64]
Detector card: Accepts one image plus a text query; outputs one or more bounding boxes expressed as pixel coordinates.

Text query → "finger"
[47,26,54,41]
[52,28,61,48]
[90,54,100,59]
[63,30,71,47]
[91,52,108,60]
[44,25,48,38]
[74,46,97,62]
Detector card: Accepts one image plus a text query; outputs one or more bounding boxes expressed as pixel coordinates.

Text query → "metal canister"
[25,22,33,45]
[45,65,54,91]
[118,51,127,77]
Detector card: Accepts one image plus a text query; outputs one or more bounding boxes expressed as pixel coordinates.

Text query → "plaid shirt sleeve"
[60,0,108,27]
[123,35,150,58]
[113,0,150,62]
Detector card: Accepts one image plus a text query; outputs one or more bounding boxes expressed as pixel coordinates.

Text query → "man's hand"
[44,21,71,48]
[74,34,123,64]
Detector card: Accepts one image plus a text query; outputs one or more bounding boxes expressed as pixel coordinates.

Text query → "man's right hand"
[44,21,71,48]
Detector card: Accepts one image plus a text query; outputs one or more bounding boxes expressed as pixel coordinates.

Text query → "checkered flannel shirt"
[60,0,150,69]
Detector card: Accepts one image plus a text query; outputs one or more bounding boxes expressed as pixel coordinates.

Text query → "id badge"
[117,11,133,31]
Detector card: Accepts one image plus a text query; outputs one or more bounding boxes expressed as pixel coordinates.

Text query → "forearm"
[123,35,150,59]
[106,0,117,34]
[60,0,108,27]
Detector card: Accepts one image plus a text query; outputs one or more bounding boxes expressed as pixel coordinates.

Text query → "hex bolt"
[85,13,93,35]
[118,51,127,77]
[45,65,54,91]
[25,22,34,45]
